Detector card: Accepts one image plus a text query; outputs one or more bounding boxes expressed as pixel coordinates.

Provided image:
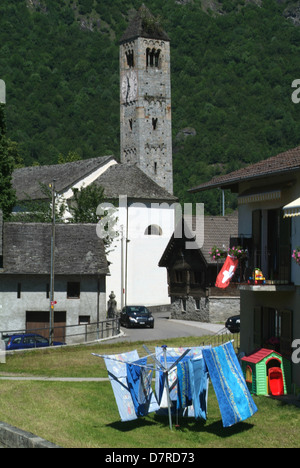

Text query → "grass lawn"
[0,338,299,448]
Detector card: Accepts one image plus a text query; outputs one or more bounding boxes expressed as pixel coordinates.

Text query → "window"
[152,118,158,130]
[175,271,184,283]
[144,224,162,236]
[252,208,291,283]
[46,283,50,299]
[79,316,90,325]
[35,336,48,345]
[191,271,203,285]
[126,50,134,68]
[253,306,293,357]
[67,282,80,299]
[246,366,253,383]
[146,48,161,68]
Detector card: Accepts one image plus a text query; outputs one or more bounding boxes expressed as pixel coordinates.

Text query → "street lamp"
[49,180,56,345]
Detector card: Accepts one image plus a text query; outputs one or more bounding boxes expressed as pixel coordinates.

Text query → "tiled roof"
[119,4,170,44]
[12,157,176,203]
[12,156,114,201]
[189,145,300,193]
[93,163,177,201]
[201,214,238,264]
[1,223,109,275]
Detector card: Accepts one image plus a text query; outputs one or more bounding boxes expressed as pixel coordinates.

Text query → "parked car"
[120,306,154,328]
[2,333,65,350]
[225,315,240,333]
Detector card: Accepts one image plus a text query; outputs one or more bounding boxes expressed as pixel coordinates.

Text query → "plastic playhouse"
[241,348,291,396]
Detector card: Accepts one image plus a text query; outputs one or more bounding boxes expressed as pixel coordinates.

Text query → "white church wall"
[105,199,175,309]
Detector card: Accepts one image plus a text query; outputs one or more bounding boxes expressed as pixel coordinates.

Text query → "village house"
[0,210,109,343]
[159,214,240,323]
[190,145,300,387]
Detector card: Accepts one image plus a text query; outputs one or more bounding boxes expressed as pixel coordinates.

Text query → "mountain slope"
[1,0,300,214]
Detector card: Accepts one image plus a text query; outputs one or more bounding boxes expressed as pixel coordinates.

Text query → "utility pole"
[49,180,56,345]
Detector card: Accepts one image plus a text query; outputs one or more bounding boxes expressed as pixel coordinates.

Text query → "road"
[105,311,226,344]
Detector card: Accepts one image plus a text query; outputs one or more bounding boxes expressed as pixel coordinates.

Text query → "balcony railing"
[232,249,292,285]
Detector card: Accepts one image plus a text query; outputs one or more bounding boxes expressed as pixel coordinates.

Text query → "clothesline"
[92,353,157,372]
[95,341,257,429]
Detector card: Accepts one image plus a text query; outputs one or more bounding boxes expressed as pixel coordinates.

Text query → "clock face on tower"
[121,70,137,103]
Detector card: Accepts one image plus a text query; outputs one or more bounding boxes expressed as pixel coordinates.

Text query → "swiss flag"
[215,255,239,289]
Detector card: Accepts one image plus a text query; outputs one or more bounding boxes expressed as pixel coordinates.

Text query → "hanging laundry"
[188,356,209,421]
[126,358,158,417]
[103,350,139,422]
[177,360,192,410]
[155,346,205,405]
[202,342,258,427]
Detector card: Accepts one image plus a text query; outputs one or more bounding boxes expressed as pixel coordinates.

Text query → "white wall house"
[190,145,300,387]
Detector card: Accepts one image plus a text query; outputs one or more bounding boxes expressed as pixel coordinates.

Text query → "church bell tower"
[119,5,173,195]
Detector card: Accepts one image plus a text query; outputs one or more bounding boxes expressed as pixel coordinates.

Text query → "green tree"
[70,184,119,252]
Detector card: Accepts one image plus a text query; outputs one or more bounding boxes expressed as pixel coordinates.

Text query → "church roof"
[92,163,177,201]
[12,157,176,203]
[119,5,170,44]
[1,223,109,276]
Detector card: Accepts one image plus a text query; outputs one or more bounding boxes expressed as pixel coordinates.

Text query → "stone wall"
[170,295,240,324]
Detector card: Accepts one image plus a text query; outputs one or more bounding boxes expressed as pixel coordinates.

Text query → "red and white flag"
[215,255,239,289]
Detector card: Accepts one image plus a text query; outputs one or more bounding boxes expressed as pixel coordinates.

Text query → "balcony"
[235,248,294,292]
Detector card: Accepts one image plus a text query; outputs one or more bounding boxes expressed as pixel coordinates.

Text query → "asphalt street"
[105,311,227,345]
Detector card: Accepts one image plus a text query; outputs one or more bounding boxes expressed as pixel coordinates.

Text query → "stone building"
[159,214,240,323]
[0,210,109,342]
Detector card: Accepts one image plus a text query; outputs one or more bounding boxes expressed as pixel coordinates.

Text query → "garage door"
[26,311,66,343]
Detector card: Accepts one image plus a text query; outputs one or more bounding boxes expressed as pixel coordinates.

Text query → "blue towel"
[202,342,258,427]
[177,360,192,410]
[188,357,209,420]
[126,358,155,417]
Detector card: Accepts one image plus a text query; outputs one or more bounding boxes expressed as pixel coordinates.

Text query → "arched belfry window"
[144,224,163,236]
[126,50,134,68]
[146,48,161,68]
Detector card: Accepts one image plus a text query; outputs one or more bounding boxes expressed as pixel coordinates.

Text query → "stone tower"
[119,5,173,195]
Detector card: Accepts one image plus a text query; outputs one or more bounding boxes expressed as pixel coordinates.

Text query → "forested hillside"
[1,0,300,214]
